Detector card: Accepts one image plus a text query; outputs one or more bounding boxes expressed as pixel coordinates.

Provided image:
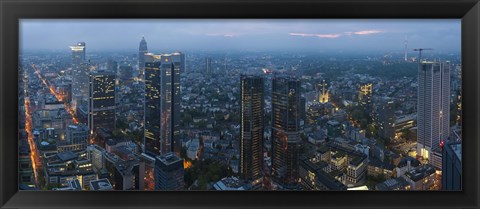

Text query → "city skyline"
[20,19,460,53]
[18,20,462,191]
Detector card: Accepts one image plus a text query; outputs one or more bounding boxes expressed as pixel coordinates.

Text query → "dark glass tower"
[378,99,395,141]
[240,75,264,181]
[143,53,182,157]
[88,70,116,133]
[271,76,301,189]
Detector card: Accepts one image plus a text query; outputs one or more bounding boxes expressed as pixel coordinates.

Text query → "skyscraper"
[138,36,148,80]
[143,52,182,157]
[378,98,395,141]
[240,75,264,181]
[88,70,116,133]
[154,152,184,190]
[271,76,301,189]
[205,57,212,75]
[417,61,450,168]
[359,83,373,113]
[71,42,86,65]
[70,42,89,107]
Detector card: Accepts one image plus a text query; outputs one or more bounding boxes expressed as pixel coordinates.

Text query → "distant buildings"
[271,76,301,189]
[143,52,183,157]
[154,152,184,190]
[442,142,461,190]
[240,75,264,181]
[88,70,116,133]
[417,61,450,169]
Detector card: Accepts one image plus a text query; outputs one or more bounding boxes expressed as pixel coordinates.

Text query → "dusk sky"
[20,19,461,53]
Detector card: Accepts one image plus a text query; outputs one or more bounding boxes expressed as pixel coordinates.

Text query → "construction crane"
[413,48,433,63]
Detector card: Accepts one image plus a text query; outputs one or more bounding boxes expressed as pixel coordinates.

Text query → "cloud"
[290,30,383,39]
[289,32,341,38]
[205,33,239,37]
[351,30,383,35]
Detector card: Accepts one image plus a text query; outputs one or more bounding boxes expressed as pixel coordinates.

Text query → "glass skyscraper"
[143,52,182,157]
[240,75,264,181]
[88,70,116,133]
[271,76,301,189]
[417,61,450,169]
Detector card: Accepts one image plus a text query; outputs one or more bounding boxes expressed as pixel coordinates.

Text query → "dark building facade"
[143,53,182,157]
[442,142,461,190]
[271,76,301,189]
[88,70,116,133]
[240,75,264,181]
[378,99,395,141]
[154,152,184,190]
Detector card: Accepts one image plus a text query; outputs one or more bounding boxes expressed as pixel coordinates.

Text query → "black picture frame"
[1,0,479,208]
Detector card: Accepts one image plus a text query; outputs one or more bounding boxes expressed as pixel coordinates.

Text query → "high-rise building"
[154,152,184,190]
[70,42,86,65]
[138,37,148,80]
[271,76,301,189]
[417,61,450,168]
[205,57,212,74]
[143,52,182,157]
[378,99,395,141]
[70,42,89,106]
[240,75,264,181]
[88,70,116,133]
[442,142,461,190]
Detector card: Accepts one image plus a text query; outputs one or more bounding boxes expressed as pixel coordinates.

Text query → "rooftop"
[156,152,183,166]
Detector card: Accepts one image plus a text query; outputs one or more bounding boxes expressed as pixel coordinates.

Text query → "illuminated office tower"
[88,70,116,133]
[417,61,450,168]
[138,37,148,80]
[240,75,264,181]
[271,76,301,189]
[143,52,182,157]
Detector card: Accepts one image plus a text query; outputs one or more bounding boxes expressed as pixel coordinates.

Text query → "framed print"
[1,0,479,208]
